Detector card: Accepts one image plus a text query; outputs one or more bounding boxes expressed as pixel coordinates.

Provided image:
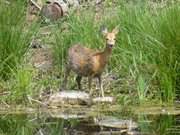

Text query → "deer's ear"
[100,26,108,36]
[112,26,119,35]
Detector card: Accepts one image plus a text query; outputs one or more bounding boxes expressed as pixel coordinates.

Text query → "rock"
[31,39,42,48]
[92,97,115,104]
[48,91,92,107]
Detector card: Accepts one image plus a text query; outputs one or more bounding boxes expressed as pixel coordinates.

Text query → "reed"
[0,0,38,80]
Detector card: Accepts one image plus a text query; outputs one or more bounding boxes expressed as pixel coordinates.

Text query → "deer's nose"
[108,44,114,48]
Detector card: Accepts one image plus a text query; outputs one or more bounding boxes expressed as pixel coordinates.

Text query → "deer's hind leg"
[76,75,82,90]
[88,76,93,95]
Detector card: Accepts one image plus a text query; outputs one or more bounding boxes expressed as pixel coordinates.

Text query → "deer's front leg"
[98,75,104,97]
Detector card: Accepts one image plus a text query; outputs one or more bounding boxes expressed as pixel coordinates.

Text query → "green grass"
[0,0,38,80]
[0,0,39,103]
[8,67,35,103]
[117,4,180,103]
[53,2,180,104]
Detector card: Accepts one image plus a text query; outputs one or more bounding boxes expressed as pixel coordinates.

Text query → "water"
[0,106,179,135]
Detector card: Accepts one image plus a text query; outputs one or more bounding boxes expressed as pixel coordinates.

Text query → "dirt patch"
[29,39,53,72]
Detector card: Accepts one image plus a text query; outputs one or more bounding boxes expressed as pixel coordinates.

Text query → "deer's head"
[102,26,119,48]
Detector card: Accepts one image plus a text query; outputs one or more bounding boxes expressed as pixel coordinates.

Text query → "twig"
[0,91,10,96]
[2,100,10,108]
[27,95,47,106]
[93,130,128,134]
[30,0,41,10]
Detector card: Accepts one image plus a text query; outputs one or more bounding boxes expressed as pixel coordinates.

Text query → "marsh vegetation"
[0,0,179,105]
[0,0,180,134]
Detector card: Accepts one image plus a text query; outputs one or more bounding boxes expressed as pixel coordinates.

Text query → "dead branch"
[30,0,41,10]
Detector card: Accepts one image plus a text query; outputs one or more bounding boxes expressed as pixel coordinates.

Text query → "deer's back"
[68,44,96,76]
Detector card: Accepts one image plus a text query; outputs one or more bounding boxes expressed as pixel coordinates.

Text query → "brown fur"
[61,27,119,97]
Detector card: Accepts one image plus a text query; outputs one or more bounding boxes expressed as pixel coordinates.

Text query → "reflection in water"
[0,112,179,135]
[139,114,180,135]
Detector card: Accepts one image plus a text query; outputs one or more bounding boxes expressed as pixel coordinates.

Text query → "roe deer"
[61,26,119,97]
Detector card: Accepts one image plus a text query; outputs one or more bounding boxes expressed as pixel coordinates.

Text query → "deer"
[61,26,119,97]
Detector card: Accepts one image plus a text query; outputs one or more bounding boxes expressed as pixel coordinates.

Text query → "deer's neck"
[92,45,112,74]
[98,45,112,65]
[102,45,112,58]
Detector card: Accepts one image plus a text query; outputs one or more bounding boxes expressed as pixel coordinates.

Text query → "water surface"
[0,105,179,135]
